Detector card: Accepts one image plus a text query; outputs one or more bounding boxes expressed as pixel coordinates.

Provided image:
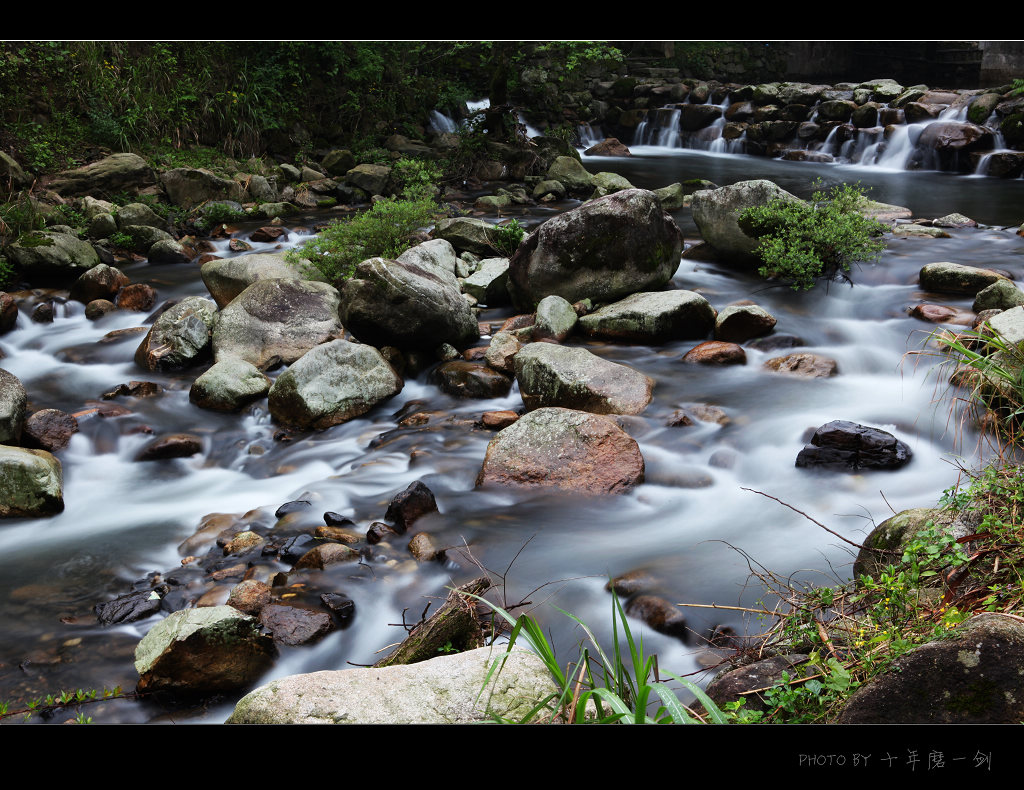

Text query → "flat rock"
[578,290,715,343]
[795,420,912,471]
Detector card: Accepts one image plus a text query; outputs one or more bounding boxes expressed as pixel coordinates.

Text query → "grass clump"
[739,181,888,291]
[287,196,439,284]
[470,588,729,724]
[491,218,525,257]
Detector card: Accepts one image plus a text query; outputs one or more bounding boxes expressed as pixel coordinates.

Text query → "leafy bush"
[738,182,888,291]
[287,196,439,284]
[109,231,133,249]
[491,218,525,257]
[391,157,442,200]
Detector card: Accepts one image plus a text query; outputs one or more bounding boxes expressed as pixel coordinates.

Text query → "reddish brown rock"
[229,239,254,252]
[431,360,512,399]
[408,532,438,562]
[481,410,519,429]
[70,264,130,304]
[117,283,157,312]
[909,303,968,324]
[22,409,79,452]
[477,407,644,495]
[135,433,203,461]
[584,137,632,157]
[293,542,360,570]
[624,595,687,639]
[682,341,747,365]
[250,227,287,243]
[85,299,117,320]
[0,292,18,334]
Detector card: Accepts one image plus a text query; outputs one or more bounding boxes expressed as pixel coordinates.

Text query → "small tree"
[738,182,888,291]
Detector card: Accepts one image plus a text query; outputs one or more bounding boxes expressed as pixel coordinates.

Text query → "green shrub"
[391,156,442,200]
[0,194,45,241]
[109,231,133,249]
[491,218,525,257]
[286,196,439,284]
[193,202,247,232]
[738,182,888,291]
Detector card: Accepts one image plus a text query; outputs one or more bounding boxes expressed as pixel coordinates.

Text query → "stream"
[1,147,1022,724]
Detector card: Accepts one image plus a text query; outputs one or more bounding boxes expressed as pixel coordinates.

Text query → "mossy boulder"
[0,445,63,518]
[6,231,100,284]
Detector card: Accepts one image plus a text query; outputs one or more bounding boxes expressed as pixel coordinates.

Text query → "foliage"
[108,231,133,249]
[470,589,729,724]
[0,193,45,241]
[0,685,127,724]
[390,157,443,201]
[286,196,439,284]
[193,202,248,232]
[535,42,624,81]
[738,181,888,291]
[0,256,13,288]
[491,218,525,257]
[1012,78,1024,97]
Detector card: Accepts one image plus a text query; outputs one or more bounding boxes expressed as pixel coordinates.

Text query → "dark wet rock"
[69,263,129,304]
[102,380,163,400]
[706,654,810,713]
[838,614,1024,723]
[508,189,683,309]
[606,570,659,597]
[135,296,216,371]
[320,592,355,624]
[293,543,360,570]
[682,341,746,365]
[407,532,438,562]
[30,302,53,323]
[226,580,273,617]
[49,153,156,197]
[85,299,117,320]
[22,409,78,452]
[367,522,398,544]
[95,589,163,625]
[268,339,402,429]
[275,500,312,518]
[116,283,157,312]
[324,512,356,528]
[795,420,912,471]
[250,226,287,243]
[745,333,804,352]
[624,595,687,639]
[909,303,961,323]
[259,603,333,646]
[764,353,838,378]
[0,368,27,444]
[135,433,203,461]
[134,605,277,693]
[515,342,653,416]
[578,290,716,343]
[340,257,479,350]
[430,360,512,399]
[277,534,319,564]
[385,481,438,533]
[919,262,1006,295]
[190,357,271,412]
[213,279,343,370]
[714,304,777,343]
[477,407,644,495]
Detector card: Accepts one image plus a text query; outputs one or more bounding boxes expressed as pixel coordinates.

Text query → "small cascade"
[428,110,457,134]
[632,97,735,152]
[577,122,604,148]
[634,108,681,147]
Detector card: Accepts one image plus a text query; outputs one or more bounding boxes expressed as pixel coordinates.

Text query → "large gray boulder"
[160,168,245,209]
[578,290,716,343]
[0,369,28,444]
[0,151,32,189]
[919,262,1006,295]
[507,188,683,310]
[189,358,271,412]
[227,646,557,724]
[691,180,802,264]
[213,279,343,369]
[546,156,595,193]
[115,202,165,230]
[268,339,403,429]
[515,343,653,416]
[396,239,460,288]
[838,614,1024,723]
[6,231,100,283]
[432,217,501,257]
[0,445,63,518]
[134,606,277,693]
[135,296,217,371]
[48,153,156,197]
[201,253,302,309]
[345,164,391,196]
[461,257,510,305]
[477,407,645,495]
[339,258,479,350]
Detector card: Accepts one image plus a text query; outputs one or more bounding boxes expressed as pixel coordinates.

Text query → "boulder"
[148,239,192,263]
[0,368,28,444]
[484,331,523,375]
[682,341,746,365]
[160,168,245,209]
[201,253,302,309]
[0,292,16,334]
[268,339,402,429]
[764,353,838,378]
[533,295,578,342]
[477,407,644,495]
[226,646,557,724]
[545,156,595,193]
[515,343,652,415]
[974,279,1024,312]
[135,433,203,461]
[838,614,1024,723]
[213,279,343,369]
[6,231,100,284]
[22,409,78,452]
[430,361,512,399]
[461,257,510,305]
[589,171,634,199]
[0,151,33,189]
[339,257,479,350]
[345,164,392,195]
[134,605,277,693]
[259,604,333,646]
[115,202,165,230]
[432,217,501,257]
[508,188,683,310]
[190,358,272,412]
[691,180,802,264]
[321,149,356,177]
[578,290,715,343]
[396,239,460,287]
[122,224,174,254]
[919,262,1006,295]
[385,480,438,532]
[0,445,63,517]
[795,420,912,471]
[69,263,129,304]
[714,304,777,343]
[583,138,631,157]
[49,153,156,197]
[135,296,216,371]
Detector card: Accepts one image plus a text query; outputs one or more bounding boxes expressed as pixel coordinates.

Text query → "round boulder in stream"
[268,339,403,429]
[477,407,644,495]
[795,420,912,471]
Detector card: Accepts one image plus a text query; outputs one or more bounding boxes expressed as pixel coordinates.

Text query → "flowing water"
[1,150,1023,724]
